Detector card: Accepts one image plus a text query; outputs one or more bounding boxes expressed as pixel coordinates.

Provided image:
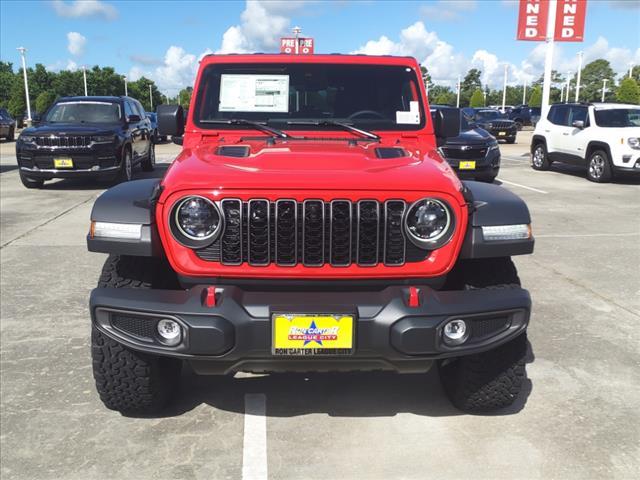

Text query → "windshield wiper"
[200,118,289,139]
[286,120,380,140]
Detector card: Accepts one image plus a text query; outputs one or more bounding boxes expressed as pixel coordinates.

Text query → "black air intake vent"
[216,146,250,158]
[375,147,407,159]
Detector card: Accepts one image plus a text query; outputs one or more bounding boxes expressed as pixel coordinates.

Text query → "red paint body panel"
[156,54,468,280]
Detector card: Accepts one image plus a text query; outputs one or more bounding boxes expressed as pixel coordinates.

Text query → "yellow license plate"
[54,158,73,168]
[272,314,354,355]
[498,131,506,136]
[459,161,476,170]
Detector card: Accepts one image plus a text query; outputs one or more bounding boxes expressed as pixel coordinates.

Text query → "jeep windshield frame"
[192,62,427,132]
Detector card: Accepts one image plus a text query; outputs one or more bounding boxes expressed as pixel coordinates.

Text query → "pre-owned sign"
[280,37,314,55]
[517,0,550,41]
[554,0,587,42]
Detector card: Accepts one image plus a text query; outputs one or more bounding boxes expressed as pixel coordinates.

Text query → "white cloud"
[420,0,476,21]
[216,0,309,54]
[52,0,117,20]
[67,32,86,56]
[46,59,79,72]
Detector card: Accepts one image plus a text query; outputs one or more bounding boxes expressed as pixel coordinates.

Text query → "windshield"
[45,101,121,123]
[194,63,425,131]
[594,108,640,127]
[475,110,502,120]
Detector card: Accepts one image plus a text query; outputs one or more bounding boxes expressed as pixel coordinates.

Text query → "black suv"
[509,105,541,129]
[463,108,517,144]
[16,96,155,189]
[0,108,16,141]
[432,106,501,183]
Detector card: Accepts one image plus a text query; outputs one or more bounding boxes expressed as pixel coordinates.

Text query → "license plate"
[459,161,476,170]
[272,314,354,356]
[498,131,506,136]
[54,157,73,168]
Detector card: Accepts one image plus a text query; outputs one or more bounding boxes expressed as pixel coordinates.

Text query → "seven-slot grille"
[488,121,514,130]
[441,146,488,160]
[35,136,91,148]
[196,199,427,267]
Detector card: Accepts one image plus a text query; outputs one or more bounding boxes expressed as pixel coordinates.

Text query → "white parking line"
[497,178,549,194]
[535,232,640,238]
[242,394,268,480]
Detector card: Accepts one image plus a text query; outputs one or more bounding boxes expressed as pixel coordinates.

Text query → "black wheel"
[19,170,44,189]
[514,121,523,131]
[92,255,181,414]
[531,142,550,170]
[115,147,133,183]
[506,137,516,144]
[586,149,612,183]
[439,257,528,413]
[8,127,15,141]
[141,143,155,172]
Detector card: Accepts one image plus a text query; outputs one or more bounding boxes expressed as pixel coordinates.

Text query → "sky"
[1,0,639,95]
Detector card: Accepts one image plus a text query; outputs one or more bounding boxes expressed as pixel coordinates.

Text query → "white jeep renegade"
[531,103,640,182]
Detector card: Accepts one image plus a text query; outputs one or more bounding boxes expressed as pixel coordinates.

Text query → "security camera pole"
[83,65,88,96]
[17,47,32,122]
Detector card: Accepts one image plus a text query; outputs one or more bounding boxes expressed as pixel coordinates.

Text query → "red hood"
[160,137,463,200]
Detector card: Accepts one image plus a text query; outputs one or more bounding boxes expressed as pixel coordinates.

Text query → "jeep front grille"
[196,199,428,267]
[35,135,91,148]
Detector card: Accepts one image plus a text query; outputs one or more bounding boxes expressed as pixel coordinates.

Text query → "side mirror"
[433,107,460,140]
[172,136,184,146]
[127,114,141,123]
[31,113,41,125]
[572,120,585,129]
[158,104,185,137]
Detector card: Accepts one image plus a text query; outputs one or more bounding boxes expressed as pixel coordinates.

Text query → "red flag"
[517,0,550,41]
[554,0,587,42]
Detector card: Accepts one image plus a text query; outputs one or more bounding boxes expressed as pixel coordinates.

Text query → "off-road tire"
[141,143,155,172]
[439,257,527,412]
[586,149,612,183]
[19,170,44,189]
[92,255,181,414]
[531,142,550,170]
[439,332,528,413]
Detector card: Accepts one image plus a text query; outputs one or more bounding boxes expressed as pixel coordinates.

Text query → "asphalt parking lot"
[1,130,639,480]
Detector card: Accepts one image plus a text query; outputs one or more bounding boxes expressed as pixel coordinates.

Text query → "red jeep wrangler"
[87,54,534,414]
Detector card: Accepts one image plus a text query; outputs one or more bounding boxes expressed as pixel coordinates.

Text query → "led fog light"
[157,319,182,346]
[442,319,468,346]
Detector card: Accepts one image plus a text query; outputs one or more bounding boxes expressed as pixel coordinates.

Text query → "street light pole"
[602,79,609,102]
[629,62,634,78]
[541,0,558,117]
[124,76,128,96]
[149,84,153,110]
[501,64,508,112]
[560,84,565,103]
[575,51,583,102]
[82,65,88,96]
[522,78,527,105]
[16,47,32,122]
[293,26,301,55]
[456,75,461,108]
[565,72,571,102]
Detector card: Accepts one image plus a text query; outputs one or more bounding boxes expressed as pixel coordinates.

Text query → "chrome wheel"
[589,154,605,179]
[124,151,132,180]
[532,147,545,167]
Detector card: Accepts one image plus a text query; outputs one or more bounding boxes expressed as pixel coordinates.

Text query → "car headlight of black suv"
[404,198,455,250]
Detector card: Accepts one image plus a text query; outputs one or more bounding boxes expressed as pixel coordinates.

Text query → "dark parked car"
[0,109,16,141]
[432,106,500,183]
[463,108,517,144]
[146,112,166,143]
[509,105,541,129]
[16,96,154,189]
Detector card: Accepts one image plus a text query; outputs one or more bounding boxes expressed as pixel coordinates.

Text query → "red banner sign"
[517,0,549,41]
[280,37,314,55]
[554,0,587,42]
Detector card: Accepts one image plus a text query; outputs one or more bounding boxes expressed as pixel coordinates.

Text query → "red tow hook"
[408,286,420,308]
[203,286,217,307]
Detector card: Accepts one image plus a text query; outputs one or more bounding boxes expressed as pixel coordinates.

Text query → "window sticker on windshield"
[219,74,289,113]
[396,101,420,124]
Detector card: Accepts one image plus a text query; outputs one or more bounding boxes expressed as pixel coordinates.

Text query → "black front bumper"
[16,144,121,179]
[90,284,531,374]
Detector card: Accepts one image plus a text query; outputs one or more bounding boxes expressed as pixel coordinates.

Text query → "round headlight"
[404,198,454,249]
[171,196,222,247]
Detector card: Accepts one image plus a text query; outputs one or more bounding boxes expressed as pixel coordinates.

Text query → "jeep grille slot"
[248,199,270,265]
[384,200,407,265]
[196,199,422,267]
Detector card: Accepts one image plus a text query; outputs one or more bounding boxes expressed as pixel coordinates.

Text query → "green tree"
[433,91,456,106]
[35,91,57,113]
[460,68,482,107]
[469,88,484,107]
[52,70,83,97]
[631,65,640,84]
[87,66,125,96]
[28,64,52,100]
[0,61,17,108]
[576,59,616,102]
[529,85,542,107]
[616,77,640,104]
[7,80,26,117]
[128,76,163,111]
[420,65,434,94]
[177,86,193,109]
